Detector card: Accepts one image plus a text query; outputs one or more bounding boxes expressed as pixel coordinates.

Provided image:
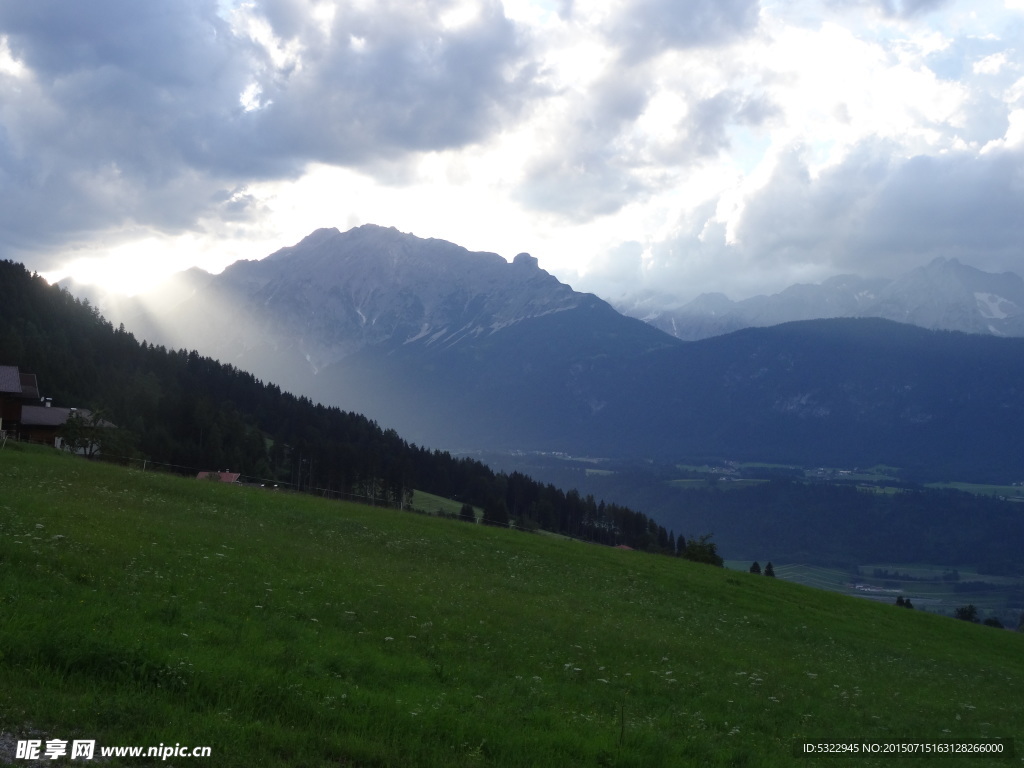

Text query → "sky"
[1,0,1023,303]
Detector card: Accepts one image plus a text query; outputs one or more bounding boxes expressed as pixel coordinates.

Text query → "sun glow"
[42,234,258,296]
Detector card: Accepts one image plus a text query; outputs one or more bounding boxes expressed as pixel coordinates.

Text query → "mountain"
[618,258,1024,341]
[102,224,677,449]
[94,227,1024,481]
[160,225,600,371]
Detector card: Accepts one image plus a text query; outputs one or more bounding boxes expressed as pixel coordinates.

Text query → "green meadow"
[410,491,480,520]
[2,445,1022,767]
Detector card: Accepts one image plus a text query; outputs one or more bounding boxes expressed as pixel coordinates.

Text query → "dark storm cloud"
[0,0,253,258]
[0,0,536,266]
[608,0,760,63]
[246,0,534,167]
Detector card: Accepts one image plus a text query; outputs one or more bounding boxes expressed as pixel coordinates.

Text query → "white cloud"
[974,51,1009,73]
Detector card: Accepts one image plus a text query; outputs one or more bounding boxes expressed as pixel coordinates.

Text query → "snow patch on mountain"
[975,292,1011,320]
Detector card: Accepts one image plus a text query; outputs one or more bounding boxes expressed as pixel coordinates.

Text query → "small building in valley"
[196,471,242,483]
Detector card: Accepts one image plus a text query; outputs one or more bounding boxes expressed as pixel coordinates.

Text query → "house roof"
[0,366,22,394]
[0,366,40,398]
[20,406,96,428]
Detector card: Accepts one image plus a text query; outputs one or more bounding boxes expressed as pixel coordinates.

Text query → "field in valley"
[730,563,1023,624]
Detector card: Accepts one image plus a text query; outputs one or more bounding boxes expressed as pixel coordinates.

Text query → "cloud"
[0,0,537,266]
[514,66,653,219]
[736,137,1024,274]
[514,60,776,221]
[606,135,1024,300]
[243,0,536,166]
[826,0,954,19]
[608,0,761,63]
[0,1,259,261]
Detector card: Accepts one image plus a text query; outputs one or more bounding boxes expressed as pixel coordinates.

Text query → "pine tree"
[764,562,776,578]
[954,604,979,623]
[682,534,723,567]
[749,561,761,575]
[484,499,510,527]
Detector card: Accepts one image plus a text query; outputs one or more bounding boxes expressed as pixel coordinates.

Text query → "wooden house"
[0,365,40,438]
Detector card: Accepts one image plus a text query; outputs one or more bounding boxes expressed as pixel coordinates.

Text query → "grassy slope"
[1,446,1021,767]
[410,491,479,519]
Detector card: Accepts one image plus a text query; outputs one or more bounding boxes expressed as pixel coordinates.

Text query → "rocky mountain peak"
[124,225,596,376]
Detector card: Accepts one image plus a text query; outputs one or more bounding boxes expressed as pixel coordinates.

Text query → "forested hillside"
[0,260,687,555]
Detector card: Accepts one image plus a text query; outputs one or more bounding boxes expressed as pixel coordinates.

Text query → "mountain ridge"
[616,257,1024,340]
[124,224,647,379]
[66,226,1024,480]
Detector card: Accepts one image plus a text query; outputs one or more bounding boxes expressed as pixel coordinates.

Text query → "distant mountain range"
[615,257,1024,340]
[77,225,1024,481]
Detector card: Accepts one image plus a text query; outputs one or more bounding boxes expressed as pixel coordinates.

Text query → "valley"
[478,450,1024,625]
